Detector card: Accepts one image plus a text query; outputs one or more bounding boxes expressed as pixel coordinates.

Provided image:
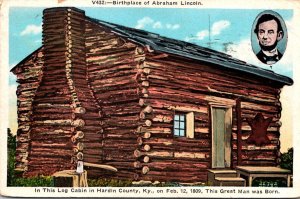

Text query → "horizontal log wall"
[12,48,44,172]
[23,8,104,176]
[136,51,282,182]
[85,20,141,179]
[63,9,104,173]
[26,8,76,176]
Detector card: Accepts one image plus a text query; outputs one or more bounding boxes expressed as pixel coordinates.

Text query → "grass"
[11,176,53,187]
[88,178,132,187]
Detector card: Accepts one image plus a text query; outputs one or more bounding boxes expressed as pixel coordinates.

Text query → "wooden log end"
[73,147,79,153]
[71,136,77,143]
[137,126,145,133]
[77,142,84,151]
[116,37,126,47]
[76,152,83,160]
[136,126,142,133]
[74,107,86,114]
[137,137,143,146]
[72,119,85,127]
[143,106,153,113]
[143,156,150,163]
[133,161,142,168]
[75,131,84,139]
[145,120,152,127]
[142,166,150,175]
[142,81,149,87]
[139,112,146,120]
[144,144,151,152]
[37,51,43,58]
[142,88,148,94]
[71,131,84,143]
[144,132,151,139]
[143,68,151,74]
[71,113,76,120]
[134,149,141,158]
[136,46,145,55]
[139,98,145,107]
[138,59,145,66]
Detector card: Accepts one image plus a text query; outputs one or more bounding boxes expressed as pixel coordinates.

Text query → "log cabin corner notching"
[11,7,293,183]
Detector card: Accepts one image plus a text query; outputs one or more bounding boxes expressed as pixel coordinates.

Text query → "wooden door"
[211,107,232,168]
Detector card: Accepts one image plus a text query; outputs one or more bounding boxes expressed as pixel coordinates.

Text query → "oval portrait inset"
[251,10,288,65]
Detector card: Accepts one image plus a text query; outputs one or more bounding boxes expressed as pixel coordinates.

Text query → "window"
[174,114,186,137]
[173,112,194,138]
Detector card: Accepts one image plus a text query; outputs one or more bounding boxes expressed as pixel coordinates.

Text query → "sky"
[9,7,294,152]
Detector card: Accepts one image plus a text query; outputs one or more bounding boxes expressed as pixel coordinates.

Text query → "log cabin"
[11,7,293,183]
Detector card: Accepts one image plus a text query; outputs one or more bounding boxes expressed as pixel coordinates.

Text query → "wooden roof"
[11,11,293,86]
[88,16,293,86]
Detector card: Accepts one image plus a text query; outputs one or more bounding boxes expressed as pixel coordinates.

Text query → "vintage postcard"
[0,0,299,198]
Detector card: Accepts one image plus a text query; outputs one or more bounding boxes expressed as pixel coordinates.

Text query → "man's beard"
[259,40,278,52]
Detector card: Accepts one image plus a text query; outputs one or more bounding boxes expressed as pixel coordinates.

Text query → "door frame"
[210,104,233,169]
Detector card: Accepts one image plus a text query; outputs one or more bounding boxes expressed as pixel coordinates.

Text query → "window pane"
[174,129,179,136]
[180,122,185,129]
[180,130,185,136]
[174,121,179,128]
[180,115,185,121]
[174,113,187,137]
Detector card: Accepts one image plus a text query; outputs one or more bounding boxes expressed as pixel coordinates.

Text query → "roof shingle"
[88,17,293,86]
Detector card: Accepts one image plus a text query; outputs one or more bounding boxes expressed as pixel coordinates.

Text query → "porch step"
[207,169,245,186]
[214,177,246,186]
